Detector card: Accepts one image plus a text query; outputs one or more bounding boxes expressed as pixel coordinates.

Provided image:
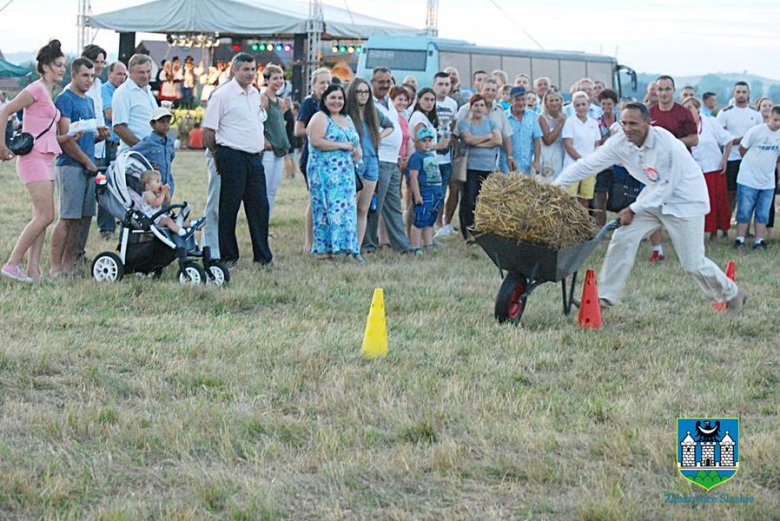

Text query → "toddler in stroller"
[91,150,229,285]
[140,170,204,238]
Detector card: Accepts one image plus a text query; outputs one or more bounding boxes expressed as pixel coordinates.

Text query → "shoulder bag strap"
[34,109,59,140]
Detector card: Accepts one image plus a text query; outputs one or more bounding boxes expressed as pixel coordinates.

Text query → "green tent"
[0,58,31,78]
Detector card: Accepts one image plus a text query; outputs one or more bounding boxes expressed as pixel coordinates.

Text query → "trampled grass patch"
[1,152,779,518]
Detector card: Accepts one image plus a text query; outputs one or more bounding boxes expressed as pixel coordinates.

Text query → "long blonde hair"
[542,90,563,118]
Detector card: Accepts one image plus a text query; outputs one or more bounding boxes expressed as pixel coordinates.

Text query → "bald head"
[107,61,127,88]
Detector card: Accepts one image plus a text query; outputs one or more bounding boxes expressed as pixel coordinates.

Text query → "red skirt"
[704,171,730,232]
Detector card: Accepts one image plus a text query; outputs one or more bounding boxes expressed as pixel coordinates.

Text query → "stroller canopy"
[100,150,155,222]
[107,150,155,211]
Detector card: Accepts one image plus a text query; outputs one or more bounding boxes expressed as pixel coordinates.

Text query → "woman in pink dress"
[0,40,70,282]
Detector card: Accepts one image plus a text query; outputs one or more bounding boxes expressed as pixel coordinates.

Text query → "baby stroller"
[91,150,230,285]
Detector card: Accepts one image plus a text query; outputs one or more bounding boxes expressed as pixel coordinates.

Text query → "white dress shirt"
[203,79,264,154]
[87,78,105,159]
[374,95,402,164]
[554,126,710,218]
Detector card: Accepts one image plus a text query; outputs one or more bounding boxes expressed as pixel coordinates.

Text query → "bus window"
[586,62,613,89]
[560,60,587,93]
[502,56,531,82]
[365,49,428,71]
[530,58,559,88]
[471,55,501,77]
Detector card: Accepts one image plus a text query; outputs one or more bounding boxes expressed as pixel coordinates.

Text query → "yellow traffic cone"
[361,288,388,359]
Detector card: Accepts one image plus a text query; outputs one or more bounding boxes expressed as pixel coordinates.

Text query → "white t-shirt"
[562,115,600,168]
[408,111,438,147]
[737,124,780,190]
[435,96,458,164]
[691,117,733,173]
[716,105,763,161]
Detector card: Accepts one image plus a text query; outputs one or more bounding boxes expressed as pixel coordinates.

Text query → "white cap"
[150,107,174,122]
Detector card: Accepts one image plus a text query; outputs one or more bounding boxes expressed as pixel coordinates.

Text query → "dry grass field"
[1,151,779,519]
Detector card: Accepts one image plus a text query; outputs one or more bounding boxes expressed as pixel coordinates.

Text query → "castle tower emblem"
[677,418,740,491]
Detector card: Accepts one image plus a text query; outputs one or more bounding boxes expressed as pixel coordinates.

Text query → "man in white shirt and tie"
[554,102,747,313]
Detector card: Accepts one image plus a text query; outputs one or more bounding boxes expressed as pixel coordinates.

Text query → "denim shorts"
[736,183,774,224]
[359,155,379,182]
[413,185,443,228]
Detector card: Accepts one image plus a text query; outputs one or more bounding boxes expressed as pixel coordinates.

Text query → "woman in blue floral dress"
[306,84,364,262]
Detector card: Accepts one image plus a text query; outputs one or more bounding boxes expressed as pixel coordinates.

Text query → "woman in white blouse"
[682,97,733,240]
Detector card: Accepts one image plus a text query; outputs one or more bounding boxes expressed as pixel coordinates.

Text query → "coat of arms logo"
[677,418,739,491]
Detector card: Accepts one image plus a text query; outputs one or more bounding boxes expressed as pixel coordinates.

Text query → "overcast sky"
[1,0,779,79]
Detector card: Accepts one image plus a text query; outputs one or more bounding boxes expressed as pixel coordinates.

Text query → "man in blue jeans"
[202,54,272,266]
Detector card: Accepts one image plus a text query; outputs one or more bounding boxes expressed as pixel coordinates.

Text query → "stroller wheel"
[205,262,230,287]
[178,262,207,285]
[92,252,124,282]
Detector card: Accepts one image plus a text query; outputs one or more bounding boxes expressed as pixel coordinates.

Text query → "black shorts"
[725,160,741,192]
[768,168,778,228]
[299,150,309,190]
[594,169,614,193]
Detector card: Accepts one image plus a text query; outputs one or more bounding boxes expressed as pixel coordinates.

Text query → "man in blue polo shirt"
[503,86,542,174]
[51,58,105,277]
[97,61,127,239]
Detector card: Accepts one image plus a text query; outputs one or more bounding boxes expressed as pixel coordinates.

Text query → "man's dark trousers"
[97,142,118,233]
[216,146,273,264]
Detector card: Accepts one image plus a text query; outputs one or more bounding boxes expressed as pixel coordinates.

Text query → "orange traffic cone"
[577,269,602,329]
[725,260,736,280]
[713,260,736,312]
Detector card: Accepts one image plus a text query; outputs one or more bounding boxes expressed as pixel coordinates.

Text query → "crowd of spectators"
[1,39,779,284]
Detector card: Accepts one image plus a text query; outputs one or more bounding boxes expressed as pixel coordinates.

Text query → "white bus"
[356,35,637,98]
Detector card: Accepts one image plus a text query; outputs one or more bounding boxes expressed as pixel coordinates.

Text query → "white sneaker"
[435,224,456,237]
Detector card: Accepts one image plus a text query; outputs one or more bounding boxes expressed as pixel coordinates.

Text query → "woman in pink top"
[0,40,71,283]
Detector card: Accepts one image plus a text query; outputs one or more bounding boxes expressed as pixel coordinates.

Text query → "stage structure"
[87,0,421,101]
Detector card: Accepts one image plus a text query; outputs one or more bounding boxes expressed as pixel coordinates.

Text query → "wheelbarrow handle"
[596,218,622,241]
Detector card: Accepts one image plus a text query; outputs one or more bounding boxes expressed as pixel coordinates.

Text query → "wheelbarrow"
[473,219,621,324]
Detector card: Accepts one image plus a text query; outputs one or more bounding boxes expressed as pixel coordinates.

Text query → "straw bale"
[474,173,598,249]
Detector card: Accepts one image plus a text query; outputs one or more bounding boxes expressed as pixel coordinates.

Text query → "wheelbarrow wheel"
[495,272,529,324]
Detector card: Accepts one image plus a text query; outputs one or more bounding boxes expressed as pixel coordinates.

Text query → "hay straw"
[474,173,598,249]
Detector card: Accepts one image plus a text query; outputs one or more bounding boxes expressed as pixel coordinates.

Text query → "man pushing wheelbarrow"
[553,102,747,314]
